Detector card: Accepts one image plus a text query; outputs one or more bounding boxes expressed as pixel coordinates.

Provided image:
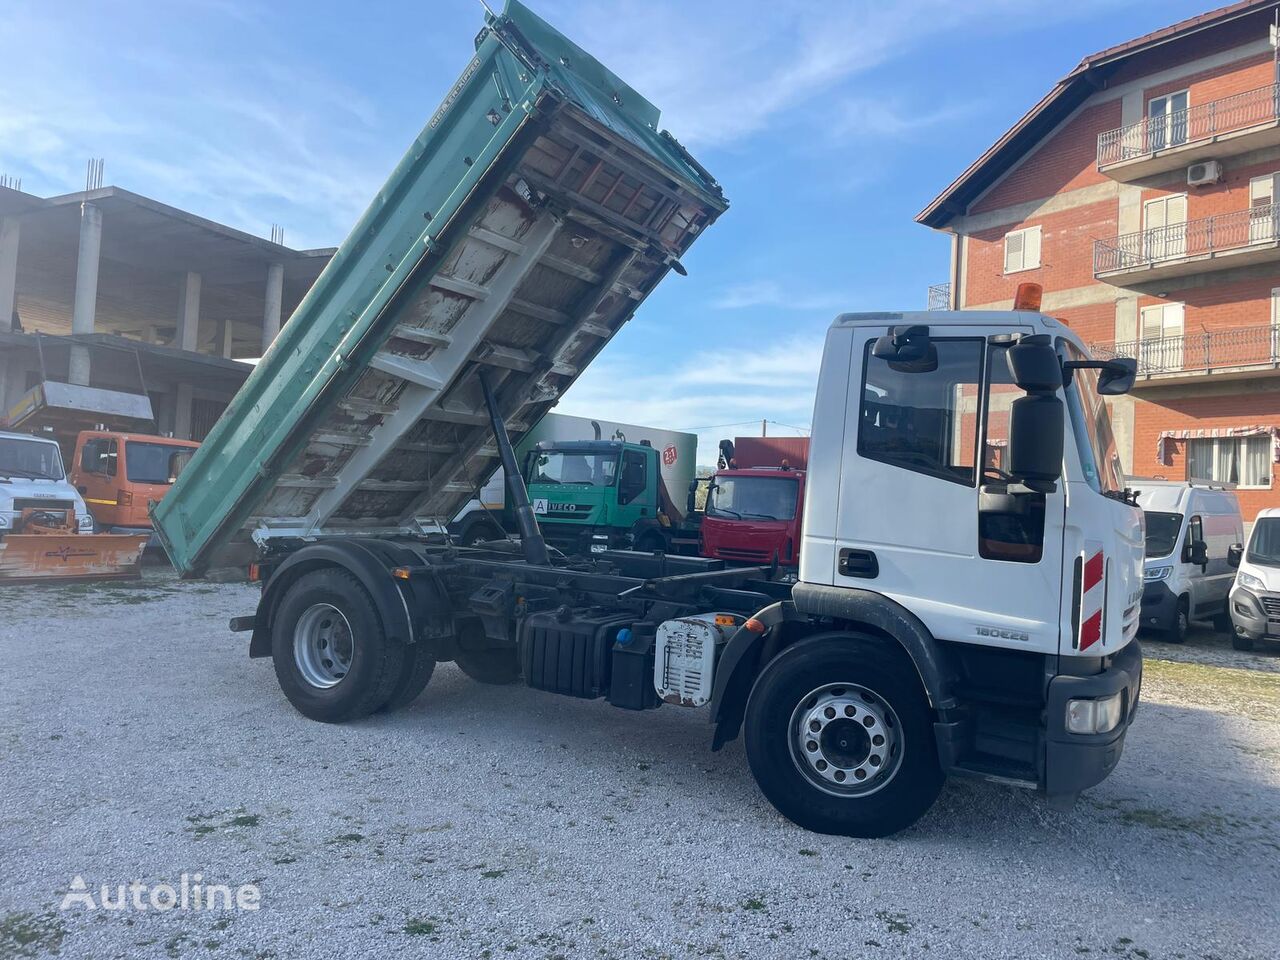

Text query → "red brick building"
[919,0,1280,523]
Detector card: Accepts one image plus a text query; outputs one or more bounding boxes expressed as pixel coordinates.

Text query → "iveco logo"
[976,626,1030,642]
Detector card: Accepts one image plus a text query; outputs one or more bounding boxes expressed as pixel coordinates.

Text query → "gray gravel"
[2,569,1278,960]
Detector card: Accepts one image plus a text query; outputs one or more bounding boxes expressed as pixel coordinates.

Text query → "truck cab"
[0,430,95,535]
[523,440,679,555]
[69,431,199,535]
[702,438,808,567]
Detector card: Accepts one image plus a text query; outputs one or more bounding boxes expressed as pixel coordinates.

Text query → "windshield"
[1247,517,1280,567]
[1144,511,1183,558]
[1061,341,1124,496]
[707,475,799,521]
[126,442,194,484]
[527,450,618,487]
[0,437,64,480]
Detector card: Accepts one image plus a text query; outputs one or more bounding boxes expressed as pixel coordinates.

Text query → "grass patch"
[185,808,263,839]
[739,897,766,912]
[876,910,912,935]
[1142,658,1280,721]
[404,918,437,936]
[330,833,365,844]
[0,912,66,958]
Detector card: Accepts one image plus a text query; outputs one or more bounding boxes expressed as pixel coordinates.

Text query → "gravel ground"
[1,570,1278,960]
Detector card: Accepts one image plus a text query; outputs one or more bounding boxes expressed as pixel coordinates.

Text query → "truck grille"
[716,547,772,562]
[12,499,75,512]
[1261,596,1280,620]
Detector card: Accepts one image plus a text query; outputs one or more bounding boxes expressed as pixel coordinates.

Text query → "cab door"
[75,436,120,527]
[831,326,1066,656]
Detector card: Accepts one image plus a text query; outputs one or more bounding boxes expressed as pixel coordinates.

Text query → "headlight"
[77,514,94,530]
[1066,692,1124,735]
[1237,571,1265,592]
[1144,565,1172,582]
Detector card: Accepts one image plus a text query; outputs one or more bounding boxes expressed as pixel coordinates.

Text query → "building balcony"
[1096,82,1280,178]
[1093,205,1280,284]
[1090,325,1280,387]
[926,281,951,310]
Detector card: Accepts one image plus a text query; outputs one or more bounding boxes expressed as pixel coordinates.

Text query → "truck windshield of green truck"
[528,449,618,487]
[708,476,799,521]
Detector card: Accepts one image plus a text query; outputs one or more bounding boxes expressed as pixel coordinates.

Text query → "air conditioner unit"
[1187,160,1223,186]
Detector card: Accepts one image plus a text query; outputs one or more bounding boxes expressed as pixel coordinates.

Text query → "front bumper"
[1229,586,1277,641]
[1044,639,1143,797]
[1140,579,1178,632]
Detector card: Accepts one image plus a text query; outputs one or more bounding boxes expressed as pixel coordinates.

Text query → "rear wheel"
[461,521,505,547]
[271,568,405,723]
[1231,633,1256,651]
[633,531,666,553]
[377,643,436,713]
[743,634,943,838]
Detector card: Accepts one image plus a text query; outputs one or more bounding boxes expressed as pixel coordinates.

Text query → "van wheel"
[271,568,405,723]
[377,643,436,713]
[743,633,943,838]
[1166,599,1189,644]
[1231,634,1255,652]
[1211,604,1232,634]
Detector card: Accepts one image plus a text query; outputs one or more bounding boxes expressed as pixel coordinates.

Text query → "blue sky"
[1,0,1219,462]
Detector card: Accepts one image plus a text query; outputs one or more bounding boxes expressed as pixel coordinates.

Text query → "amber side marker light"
[1013,282,1043,312]
[247,563,262,583]
[744,618,767,634]
[392,567,412,580]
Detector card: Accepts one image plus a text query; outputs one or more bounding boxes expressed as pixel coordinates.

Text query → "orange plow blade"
[0,534,149,584]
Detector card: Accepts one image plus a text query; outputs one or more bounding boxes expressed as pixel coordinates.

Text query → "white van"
[1227,506,1280,650]
[1131,479,1244,642]
[0,430,95,533]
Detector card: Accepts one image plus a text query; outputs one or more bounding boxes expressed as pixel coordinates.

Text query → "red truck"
[700,436,809,568]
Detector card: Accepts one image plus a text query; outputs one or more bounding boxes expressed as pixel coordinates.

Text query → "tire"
[271,568,406,723]
[462,522,504,547]
[1231,633,1255,652]
[1211,607,1233,634]
[633,532,666,553]
[1165,598,1189,644]
[743,633,943,838]
[377,643,437,713]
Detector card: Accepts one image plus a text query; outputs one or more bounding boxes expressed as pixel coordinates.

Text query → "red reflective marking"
[1083,551,1104,592]
[1079,610,1102,650]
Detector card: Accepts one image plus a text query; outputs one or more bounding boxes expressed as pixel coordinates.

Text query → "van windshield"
[1061,342,1124,496]
[0,437,64,480]
[708,475,799,521]
[1144,511,1182,558]
[1247,517,1280,567]
[125,442,195,484]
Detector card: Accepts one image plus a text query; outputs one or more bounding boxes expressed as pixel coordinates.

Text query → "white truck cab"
[0,430,95,535]
[1130,479,1243,642]
[1228,506,1280,650]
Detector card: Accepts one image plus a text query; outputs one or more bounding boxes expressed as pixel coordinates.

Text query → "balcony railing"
[1091,325,1280,377]
[1097,82,1280,167]
[927,282,951,310]
[1093,204,1280,275]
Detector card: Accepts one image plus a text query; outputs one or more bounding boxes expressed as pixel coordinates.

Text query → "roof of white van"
[832,310,1065,329]
[0,430,57,444]
[1254,506,1280,521]
[1130,479,1238,514]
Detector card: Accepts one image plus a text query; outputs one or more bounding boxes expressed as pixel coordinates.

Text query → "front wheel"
[743,634,943,838]
[1165,598,1189,644]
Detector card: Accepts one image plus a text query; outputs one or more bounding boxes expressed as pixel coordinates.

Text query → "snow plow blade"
[0,534,149,584]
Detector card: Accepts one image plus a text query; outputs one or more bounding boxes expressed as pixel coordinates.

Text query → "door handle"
[838,548,879,579]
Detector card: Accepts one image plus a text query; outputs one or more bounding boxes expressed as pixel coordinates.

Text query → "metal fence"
[1093,204,1280,274]
[1091,325,1280,376]
[926,282,951,310]
[1097,82,1280,166]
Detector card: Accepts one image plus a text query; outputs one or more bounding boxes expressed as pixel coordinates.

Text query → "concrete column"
[177,271,201,352]
[217,318,234,359]
[262,262,284,349]
[0,217,20,332]
[70,202,103,385]
[174,382,194,440]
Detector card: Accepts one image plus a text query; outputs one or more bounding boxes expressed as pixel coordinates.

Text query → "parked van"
[68,431,199,536]
[1227,506,1280,650]
[1132,479,1244,642]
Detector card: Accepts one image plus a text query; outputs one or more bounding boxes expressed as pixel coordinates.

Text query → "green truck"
[450,412,700,555]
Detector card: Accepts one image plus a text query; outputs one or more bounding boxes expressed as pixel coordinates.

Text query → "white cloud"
[713,280,850,312]
[558,335,823,464]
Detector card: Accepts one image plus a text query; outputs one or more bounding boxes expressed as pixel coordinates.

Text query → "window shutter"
[1164,302,1184,337]
[1250,175,1274,210]
[1024,226,1042,269]
[1004,231,1023,273]
[1168,195,1187,226]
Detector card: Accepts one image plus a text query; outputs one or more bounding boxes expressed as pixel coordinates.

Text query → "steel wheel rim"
[293,603,354,689]
[788,682,904,797]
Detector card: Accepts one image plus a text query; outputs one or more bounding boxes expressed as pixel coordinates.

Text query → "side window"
[858,338,982,486]
[979,343,1046,564]
[619,450,647,505]
[1184,515,1204,562]
[80,439,117,476]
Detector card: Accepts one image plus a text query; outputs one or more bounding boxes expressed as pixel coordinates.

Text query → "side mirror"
[1007,394,1064,492]
[1189,540,1209,567]
[1228,543,1243,568]
[686,479,700,516]
[1098,357,1137,396]
[1006,335,1063,392]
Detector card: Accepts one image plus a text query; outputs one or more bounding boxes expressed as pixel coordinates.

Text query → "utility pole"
[761,419,767,437]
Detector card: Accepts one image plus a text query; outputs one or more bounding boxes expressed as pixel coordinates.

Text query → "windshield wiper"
[741,513,779,520]
[712,507,742,519]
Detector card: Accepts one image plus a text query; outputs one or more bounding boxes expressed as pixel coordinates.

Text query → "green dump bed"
[151,0,726,576]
